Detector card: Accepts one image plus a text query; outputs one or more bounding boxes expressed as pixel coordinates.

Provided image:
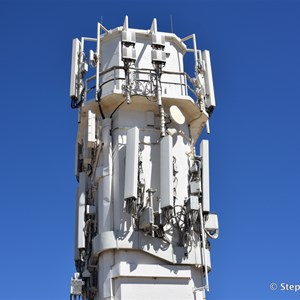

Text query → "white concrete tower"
[69,16,219,300]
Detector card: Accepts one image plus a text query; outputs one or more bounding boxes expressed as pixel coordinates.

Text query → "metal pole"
[96,23,100,100]
[192,34,199,72]
[156,66,165,137]
[199,202,209,292]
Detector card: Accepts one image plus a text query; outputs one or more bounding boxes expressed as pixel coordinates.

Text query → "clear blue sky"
[0,0,299,299]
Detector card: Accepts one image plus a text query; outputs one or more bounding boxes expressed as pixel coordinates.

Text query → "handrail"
[83,65,193,102]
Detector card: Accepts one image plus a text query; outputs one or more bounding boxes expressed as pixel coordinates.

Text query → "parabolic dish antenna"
[169,105,185,125]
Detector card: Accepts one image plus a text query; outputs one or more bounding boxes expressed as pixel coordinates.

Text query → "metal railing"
[83,66,194,102]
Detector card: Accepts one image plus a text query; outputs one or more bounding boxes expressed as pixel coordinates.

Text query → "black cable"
[98,102,105,119]
[70,98,77,109]
[70,85,85,109]
[110,100,126,118]
[95,87,105,119]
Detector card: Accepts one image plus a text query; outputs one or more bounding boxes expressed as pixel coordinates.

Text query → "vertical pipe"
[184,73,188,96]
[97,118,113,233]
[112,128,121,231]
[96,23,101,100]
[192,34,199,72]
[198,50,202,63]
[156,69,166,137]
[76,172,87,250]
[199,202,209,292]
[113,67,116,90]
[160,135,173,209]
[126,67,131,104]
[96,122,114,300]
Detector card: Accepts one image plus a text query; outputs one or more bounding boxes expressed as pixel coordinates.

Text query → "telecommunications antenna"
[170,105,185,124]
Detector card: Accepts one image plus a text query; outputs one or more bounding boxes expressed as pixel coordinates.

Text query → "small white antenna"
[151,18,157,33]
[170,15,173,33]
[123,15,129,30]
